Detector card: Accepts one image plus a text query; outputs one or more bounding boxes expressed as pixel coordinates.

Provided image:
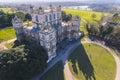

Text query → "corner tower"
[39,23,57,62]
[12,16,24,42]
[72,15,81,39]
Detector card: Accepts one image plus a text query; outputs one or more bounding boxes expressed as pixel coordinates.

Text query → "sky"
[0,0,120,3]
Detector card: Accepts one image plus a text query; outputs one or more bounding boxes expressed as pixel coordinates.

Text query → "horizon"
[0,0,120,3]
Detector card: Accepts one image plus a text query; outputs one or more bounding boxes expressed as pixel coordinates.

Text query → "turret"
[49,4,53,12]
[57,5,61,11]
[72,15,81,39]
[73,15,80,27]
[28,6,34,14]
[12,16,24,42]
[39,23,57,62]
[39,6,44,15]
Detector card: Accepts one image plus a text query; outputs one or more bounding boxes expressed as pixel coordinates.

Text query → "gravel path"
[0,38,16,51]
[64,62,77,80]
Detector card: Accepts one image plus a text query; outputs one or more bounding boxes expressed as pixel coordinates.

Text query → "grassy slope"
[0,8,13,13]
[0,28,16,43]
[62,9,103,22]
[68,43,116,80]
[41,61,65,80]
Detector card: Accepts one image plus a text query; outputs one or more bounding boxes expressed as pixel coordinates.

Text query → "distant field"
[62,8,108,22]
[0,8,13,13]
[0,28,16,43]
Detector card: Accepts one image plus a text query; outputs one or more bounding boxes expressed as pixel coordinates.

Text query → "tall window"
[57,13,59,18]
[50,34,52,39]
[45,15,48,22]
[36,16,39,22]
[54,14,56,19]
[50,14,52,20]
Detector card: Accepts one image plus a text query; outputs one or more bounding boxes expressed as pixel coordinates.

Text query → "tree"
[62,11,72,22]
[25,13,32,21]
[100,13,105,22]
[109,28,120,46]
[65,14,72,22]
[91,13,96,19]
[16,12,25,21]
[88,24,99,36]
[62,11,66,21]
[0,10,4,15]
[0,42,48,80]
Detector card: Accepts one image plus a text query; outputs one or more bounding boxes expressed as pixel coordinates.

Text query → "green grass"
[41,61,65,80]
[62,9,106,22]
[0,8,13,13]
[80,21,89,41]
[68,43,116,80]
[0,28,16,43]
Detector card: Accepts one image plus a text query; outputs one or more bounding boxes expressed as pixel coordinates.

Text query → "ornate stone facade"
[12,5,81,62]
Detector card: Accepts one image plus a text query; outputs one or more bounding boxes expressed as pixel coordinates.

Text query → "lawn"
[0,28,16,43]
[80,21,89,41]
[62,8,105,22]
[41,61,65,80]
[68,43,116,80]
[0,8,13,13]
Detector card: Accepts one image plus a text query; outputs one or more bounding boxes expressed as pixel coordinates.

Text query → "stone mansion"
[12,5,81,62]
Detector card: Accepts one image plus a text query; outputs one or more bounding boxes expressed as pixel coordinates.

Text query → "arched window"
[36,16,39,22]
[45,15,48,22]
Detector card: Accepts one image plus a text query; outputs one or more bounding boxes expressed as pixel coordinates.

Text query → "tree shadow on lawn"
[68,44,96,80]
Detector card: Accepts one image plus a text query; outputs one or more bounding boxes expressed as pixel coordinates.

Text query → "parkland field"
[0,28,16,43]
[62,8,106,22]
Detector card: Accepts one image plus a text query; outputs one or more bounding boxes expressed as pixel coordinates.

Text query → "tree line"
[0,10,31,28]
[0,41,48,80]
[86,20,120,46]
[62,11,72,22]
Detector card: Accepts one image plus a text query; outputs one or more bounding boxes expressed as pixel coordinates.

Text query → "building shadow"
[41,61,65,80]
[68,44,96,80]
